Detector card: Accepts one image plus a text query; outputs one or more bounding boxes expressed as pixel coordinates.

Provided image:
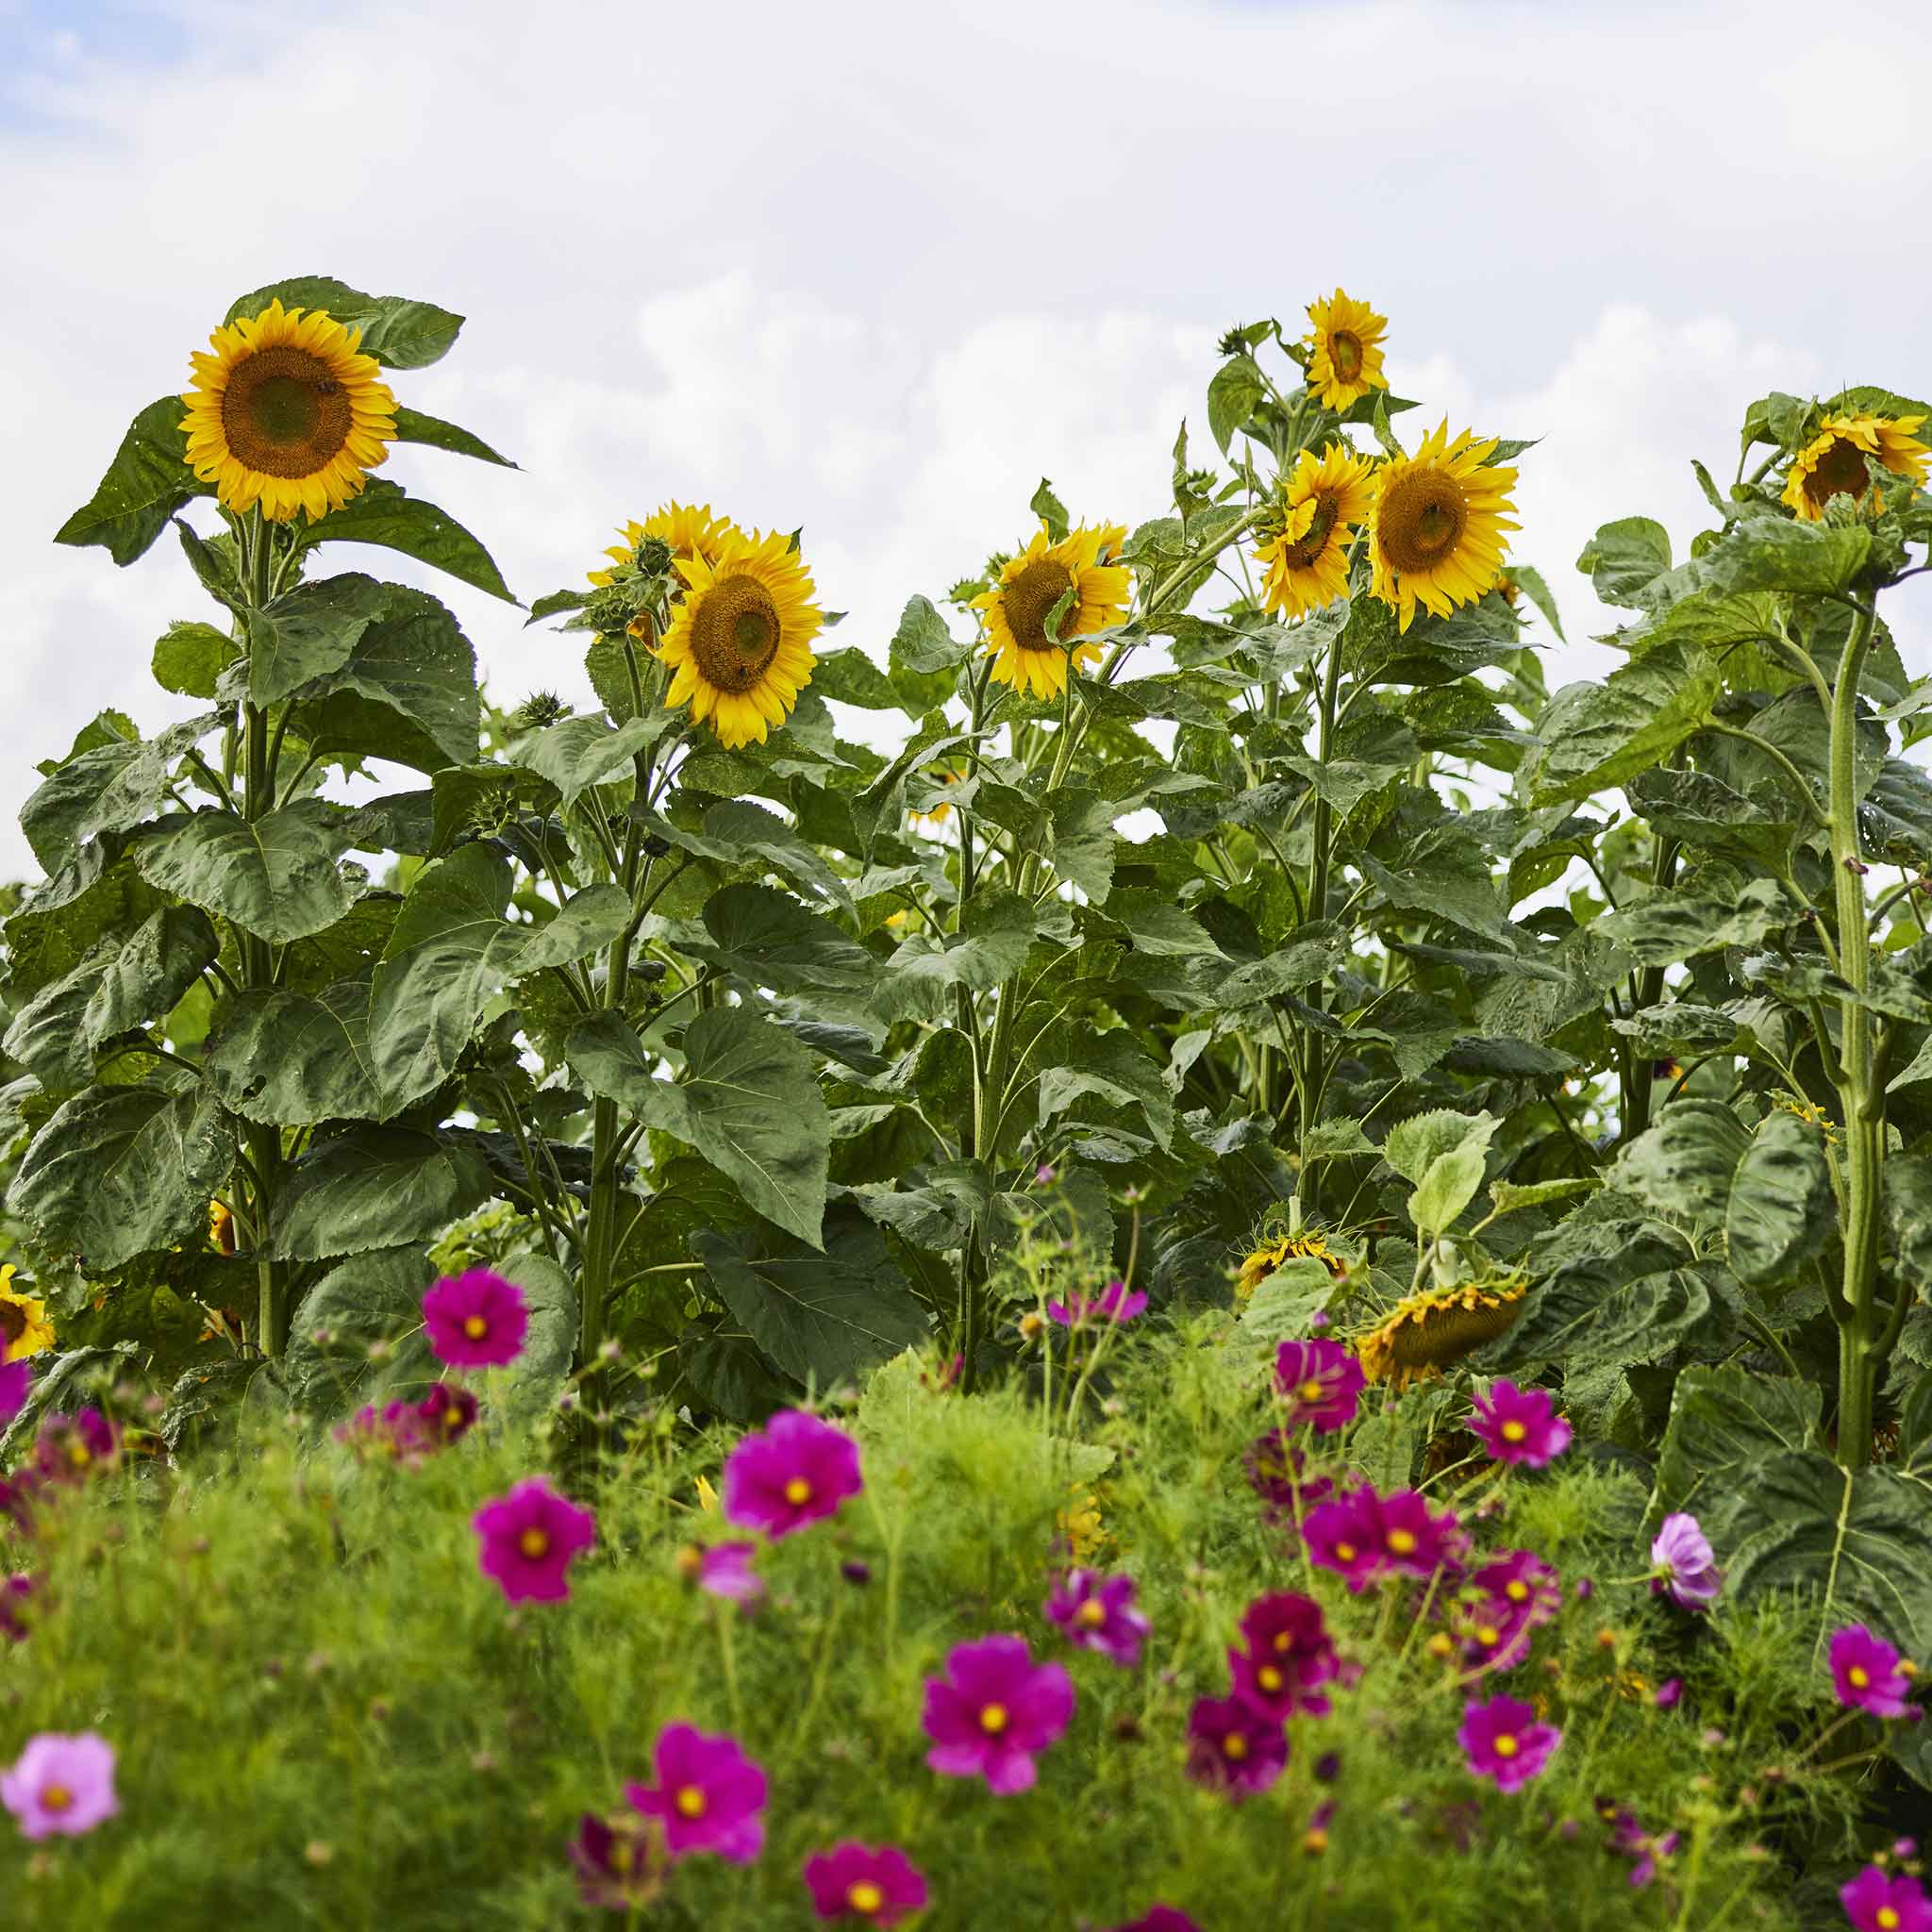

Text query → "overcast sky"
[2,0,1928,877]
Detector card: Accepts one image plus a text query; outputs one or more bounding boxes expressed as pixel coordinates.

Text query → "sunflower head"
[1368,422,1520,634]
[971,522,1131,702]
[209,1200,238,1257]
[1304,290,1390,413]
[1780,412,1930,522]
[656,526,822,749]
[0,1266,55,1362]
[1235,1229,1348,1302]
[1256,443,1377,620]
[588,504,741,642]
[1354,1271,1530,1390]
[180,299,397,523]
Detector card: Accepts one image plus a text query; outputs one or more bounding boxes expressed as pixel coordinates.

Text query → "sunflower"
[1236,1230,1348,1302]
[589,503,738,589]
[1368,422,1520,633]
[1781,412,1930,521]
[1303,290,1390,412]
[209,1199,239,1256]
[180,299,397,523]
[1256,443,1377,619]
[1354,1273,1530,1391]
[972,522,1131,702]
[657,526,823,749]
[0,1265,55,1362]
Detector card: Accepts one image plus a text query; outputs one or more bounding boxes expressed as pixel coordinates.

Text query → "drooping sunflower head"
[1781,412,1930,521]
[971,522,1131,702]
[181,299,397,523]
[1256,443,1377,620]
[656,526,822,749]
[0,1265,56,1362]
[1368,421,1520,634]
[1235,1229,1348,1302]
[1354,1271,1530,1391]
[1303,290,1390,412]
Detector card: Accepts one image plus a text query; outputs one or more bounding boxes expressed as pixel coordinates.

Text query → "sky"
[2,0,1928,877]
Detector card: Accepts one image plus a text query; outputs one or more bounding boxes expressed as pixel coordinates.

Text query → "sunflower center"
[518,1527,550,1560]
[689,575,785,693]
[848,1880,886,1915]
[1805,436,1871,508]
[221,345,355,479]
[1380,470,1470,575]
[1329,331,1364,381]
[1275,492,1342,571]
[0,1303,24,1343]
[1001,558,1080,653]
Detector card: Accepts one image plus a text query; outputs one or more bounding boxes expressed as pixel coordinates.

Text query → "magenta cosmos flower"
[567,1812,670,1911]
[1112,1912,1201,1932]
[1841,1867,1932,1932]
[1830,1625,1920,1720]
[1186,1693,1287,1797]
[1048,1278,1149,1325]
[1228,1591,1341,1721]
[1273,1337,1364,1432]
[627,1724,768,1863]
[31,1407,121,1487]
[422,1268,528,1369]
[923,1634,1074,1795]
[1044,1569,1151,1667]
[1244,1430,1334,1525]
[1303,1485,1465,1592]
[723,1409,863,1539]
[802,1842,929,1924]
[695,1542,765,1606]
[0,1358,28,1425]
[1455,1550,1562,1673]
[1,1574,33,1643]
[1650,1512,1722,1611]
[473,1476,596,1604]
[1469,1380,1572,1468]
[1,1731,118,1840]
[1458,1694,1560,1793]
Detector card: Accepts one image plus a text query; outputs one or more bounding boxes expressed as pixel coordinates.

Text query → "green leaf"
[1527,641,1720,805]
[870,889,1036,1024]
[1482,1245,1717,1373]
[2,956,102,1091]
[1046,788,1117,904]
[1650,1365,1824,1524]
[391,405,516,467]
[8,1085,237,1271]
[152,621,237,699]
[1575,516,1671,608]
[689,882,874,997]
[133,800,362,943]
[1487,1175,1600,1218]
[1507,564,1566,641]
[1612,1099,1752,1230]
[1598,877,1796,965]
[280,1245,437,1415]
[810,648,904,710]
[1236,1257,1343,1344]
[243,571,388,706]
[1102,889,1225,959]
[1407,1115,1502,1237]
[19,712,223,874]
[514,884,631,974]
[1038,1032,1175,1154]
[891,595,972,675]
[1212,922,1348,1009]
[293,478,516,604]
[272,1124,493,1262]
[511,713,672,809]
[1657,517,1872,601]
[1884,1155,1932,1284]
[1208,357,1267,453]
[1028,478,1070,543]
[1384,1108,1500,1186]
[83,905,220,1041]
[570,1007,831,1248]
[204,982,381,1124]
[54,396,208,566]
[646,799,855,919]
[691,1214,929,1387]
[1725,1111,1834,1286]
[223,277,463,368]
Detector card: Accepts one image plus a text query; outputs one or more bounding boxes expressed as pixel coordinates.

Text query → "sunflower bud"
[583,582,648,639]
[519,691,572,729]
[632,534,675,578]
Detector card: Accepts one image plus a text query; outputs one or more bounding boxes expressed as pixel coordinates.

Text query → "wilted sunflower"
[181,299,397,522]
[0,1265,55,1361]
[1355,1273,1529,1390]
[1368,422,1520,633]
[972,522,1131,701]
[1303,290,1390,412]
[1781,411,1930,521]
[1256,443,1377,619]
[657,526,823,749]
[1237,1230,1348,1302]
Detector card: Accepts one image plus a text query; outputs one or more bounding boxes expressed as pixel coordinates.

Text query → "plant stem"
[1297,622,1345,1217]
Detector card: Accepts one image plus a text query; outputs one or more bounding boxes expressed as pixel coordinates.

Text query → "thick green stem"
[1297,633,1345,1216]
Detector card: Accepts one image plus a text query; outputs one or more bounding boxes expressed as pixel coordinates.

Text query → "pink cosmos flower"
[1303,1485,1465,1592]
[1048,1279,1148,1325]
[1044,1569,1151,1667]
[697,1542,765,1606]
[1654,1678,1684,1711]
[1458,1694,1560,1793]
[1244,1431,1334,1526]
[1469,1380,1573,1468]
[1830,1625,1919,1720]
[1,1731,118,1840]
[0,1358,28,1425]
[722,1409,863,1539]
[567,1811,670,1911]
[802,1841,929,1924]
[1601,1802,1679,1889]
[1273,1338,1364,1432]
[1455,1550,1562,1673]
[419,1381,479,1441]
[0,1574,33,1643]
[472,1476,596,1604]
[31,1408,121,1487]
[1227,1591,1340,1721]
[1185,1693,1287,1797]
[1840,1867,1932,1932]
[1650,1513,1722,1611]
[626,1724,768,1864]
[422,1269,528,1369]
[922,1634,1074,1795]
[1111,1911,1202,1932]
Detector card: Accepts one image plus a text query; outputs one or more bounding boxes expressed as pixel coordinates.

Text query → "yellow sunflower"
[1781,412,1930,521]
[657,526,823,749]
[1368,422,1520,633]
[1236,1230,1347,1302]
[180,299,397,523]
[588,502,739,588]
[209,1199,239,1256]
[0,1265,55,1361]
[1256,443,1377,619]
[972,522,1131,702]
[1354,1273,1530,1391]
[1304,290,1390,412]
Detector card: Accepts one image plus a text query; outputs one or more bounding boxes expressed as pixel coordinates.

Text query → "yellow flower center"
[1877,1909,1901,1931]
[1475,1625,1500,1647]
[463,1315,489,1340]
[1492,1734,1519,1759]
[1272,1631,1293,1654]
[1222,1731,1249,1761]
[518,1527,550,1560]
[1848,1665,1870,1689]
[1387,1528,1418,1556]
[222,344,355,478]
[848,1880,886,1915]
[979,1703,1008,1736]
[1000,557,1079,653]
[1328,330,1363,381]
[41,1783,72,1813]
[611,1841,634,1873]
[1075,1599,1108,1629]
[1257,1665,1283,1692]
[1379,468,1470,575]
[1298,1379,1326,1405]
[1505,1580,1529,1603]
[689,574,784,692]
[70,1443,92,1469]
[1500,1420,1528,1443]
[1333,1541,1357,1562]
[675,1785,707,1819]
[783,1477,813,1507]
